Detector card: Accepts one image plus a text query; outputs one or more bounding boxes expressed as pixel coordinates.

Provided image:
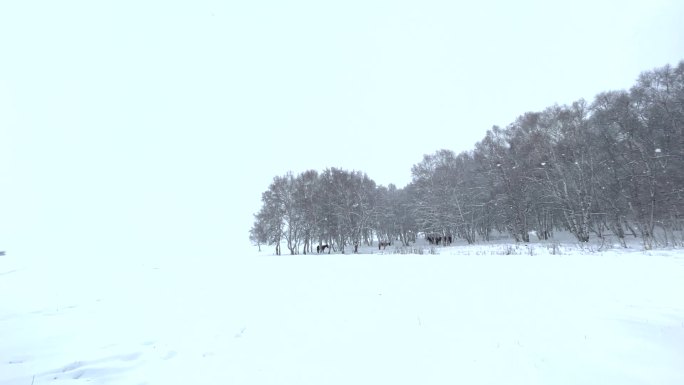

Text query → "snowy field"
[1,238,684,385]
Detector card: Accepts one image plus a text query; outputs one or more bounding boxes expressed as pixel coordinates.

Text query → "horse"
[378,241,391,250]
[426,235,439,245]
[426,234,452,245]
[317,244,329,253]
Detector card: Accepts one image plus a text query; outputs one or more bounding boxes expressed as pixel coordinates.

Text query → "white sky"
[1,0,683,259]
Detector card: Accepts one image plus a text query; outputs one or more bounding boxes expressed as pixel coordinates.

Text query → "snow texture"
[1,237,683,384]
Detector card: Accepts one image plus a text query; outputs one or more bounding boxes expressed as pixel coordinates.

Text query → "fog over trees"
[251,61,684,253]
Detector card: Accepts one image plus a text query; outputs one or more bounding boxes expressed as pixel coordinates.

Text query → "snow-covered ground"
[1,238,683,385]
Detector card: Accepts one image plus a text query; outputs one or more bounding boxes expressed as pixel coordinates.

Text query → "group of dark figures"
[426,235,452,245]
[315,241,391,253]
[314,235,449,254]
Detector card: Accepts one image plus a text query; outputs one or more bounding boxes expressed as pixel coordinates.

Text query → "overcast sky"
[1,1,683,260]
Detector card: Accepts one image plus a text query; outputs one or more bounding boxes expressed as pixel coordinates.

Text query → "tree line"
[251,61,684,253]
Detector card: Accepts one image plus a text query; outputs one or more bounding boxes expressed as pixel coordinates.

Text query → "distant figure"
[426,235,444,245]
[317,244,329,253]
[0,251,5,256]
